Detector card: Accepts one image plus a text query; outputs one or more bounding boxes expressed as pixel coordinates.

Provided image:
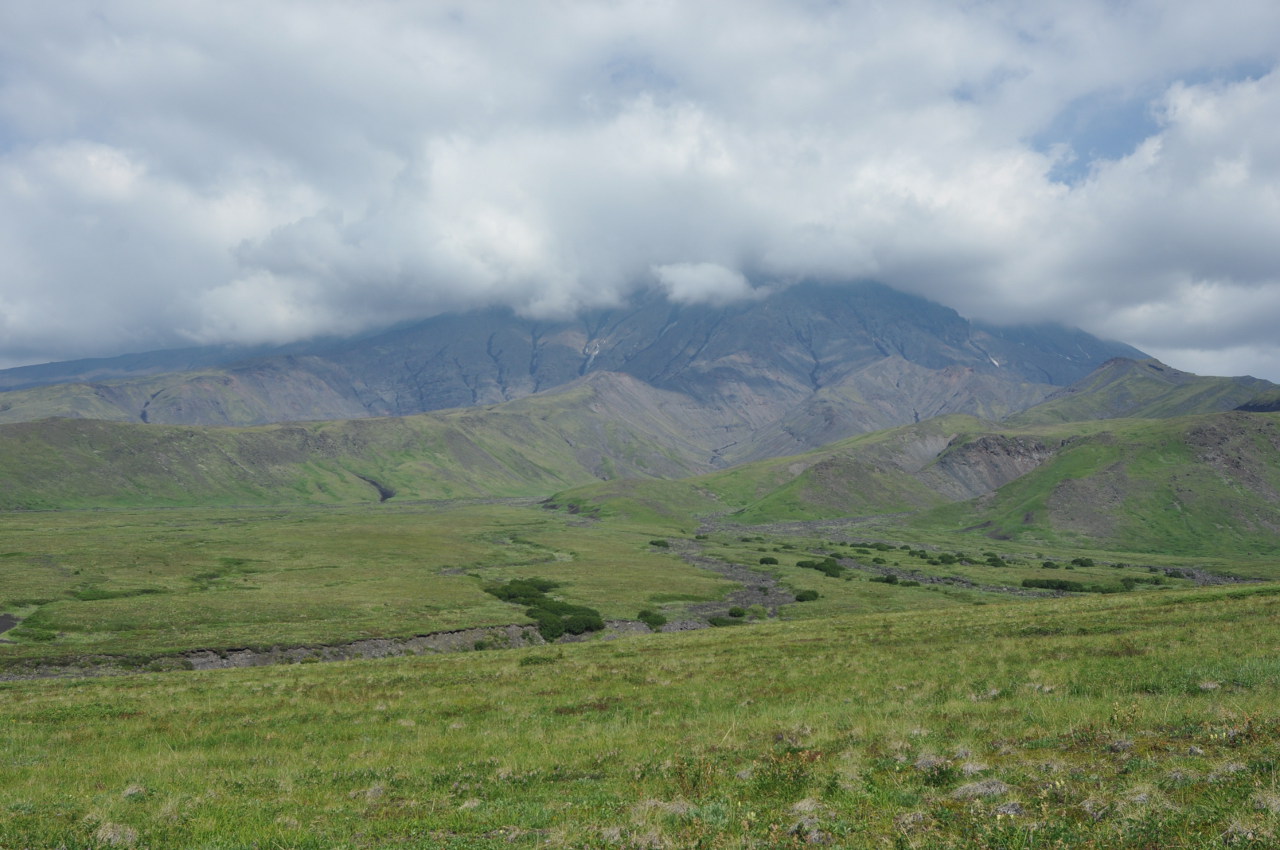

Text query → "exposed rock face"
[924,435,1060,500]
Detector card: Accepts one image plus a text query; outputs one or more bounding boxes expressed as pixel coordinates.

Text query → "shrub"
[637,609,667,630]
[485,578,561,605]
[759,556,779,565]
[796,558,844,578]
[529,609,565,640]
[727,606,746,618]
[900,580,922,587]
[562,612,605,635]
[794,589,820,602]
[1042,561,1060,569]
[648,539,670,548]
[1022,578,1086,592]
[483,578,605,641]
[871,574,899,584]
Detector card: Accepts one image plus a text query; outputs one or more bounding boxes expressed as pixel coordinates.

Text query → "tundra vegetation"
[3,574,1280,848]
[2,403,1280,846]
[1,495,1279,848]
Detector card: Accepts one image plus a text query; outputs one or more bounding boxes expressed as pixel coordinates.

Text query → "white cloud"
[0,1,1279,378]
[653,263,760,306]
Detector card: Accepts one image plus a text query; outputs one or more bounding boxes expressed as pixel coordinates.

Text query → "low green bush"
[1022,578,1085,592]
[796,558,843,578]
[637,609,667,630]
[483,579,605,641]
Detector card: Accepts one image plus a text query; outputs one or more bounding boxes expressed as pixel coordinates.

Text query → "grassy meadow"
[2,499,1257,670]
[1,497,1278,847]
[4,585,1280,848]
[0,502,738,668]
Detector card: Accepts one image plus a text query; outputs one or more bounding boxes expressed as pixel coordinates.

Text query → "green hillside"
[920,412,1280,554]
[557,410,1280,556]
[1007,357,1274,425]
[0,379,711,510]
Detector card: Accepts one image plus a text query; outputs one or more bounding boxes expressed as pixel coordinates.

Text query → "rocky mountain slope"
[553,408,1280,556]
[0,282,1155,462]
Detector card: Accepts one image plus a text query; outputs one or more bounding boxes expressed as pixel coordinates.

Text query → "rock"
[951,779,1010,800]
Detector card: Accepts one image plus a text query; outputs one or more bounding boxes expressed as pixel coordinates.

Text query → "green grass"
[0,503,733,667]
[916,414,1280,555]
[0,381,713,510]
[4,586,1280,848]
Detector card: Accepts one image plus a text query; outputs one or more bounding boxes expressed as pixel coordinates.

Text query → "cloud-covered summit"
[2,1,1279,379]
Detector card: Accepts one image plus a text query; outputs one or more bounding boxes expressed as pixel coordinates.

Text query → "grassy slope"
[0,379,715,509]
[918,413,1280,554]
[552,415,985,526]
[4,585,1280,848]
[1006,358,1274,426]
[558,411,1280,556]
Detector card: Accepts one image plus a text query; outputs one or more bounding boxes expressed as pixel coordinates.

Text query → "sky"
[2,1,1280,380]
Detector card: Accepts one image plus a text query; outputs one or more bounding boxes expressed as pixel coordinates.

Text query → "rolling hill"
[0,374,718,509]
[1007,357,1275,425]
[553,409,1280,556]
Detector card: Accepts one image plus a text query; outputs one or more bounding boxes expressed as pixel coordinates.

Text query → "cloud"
[653,263,761,306]
[0,1,1279,378]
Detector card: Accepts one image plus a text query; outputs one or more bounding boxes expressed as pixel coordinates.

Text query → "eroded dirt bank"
[0,624,546,682]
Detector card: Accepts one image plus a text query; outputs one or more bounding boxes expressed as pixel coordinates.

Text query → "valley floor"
[3,585,1280,848]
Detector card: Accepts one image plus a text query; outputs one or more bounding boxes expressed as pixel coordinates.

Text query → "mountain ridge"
[0,283,1145,445]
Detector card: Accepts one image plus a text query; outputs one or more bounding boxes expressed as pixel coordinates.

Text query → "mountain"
[0,373,716,509]
[1237,388,1280,413]
[554,409,1280,556]
[1006,357,1275,425]
[0,282,1146,459]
